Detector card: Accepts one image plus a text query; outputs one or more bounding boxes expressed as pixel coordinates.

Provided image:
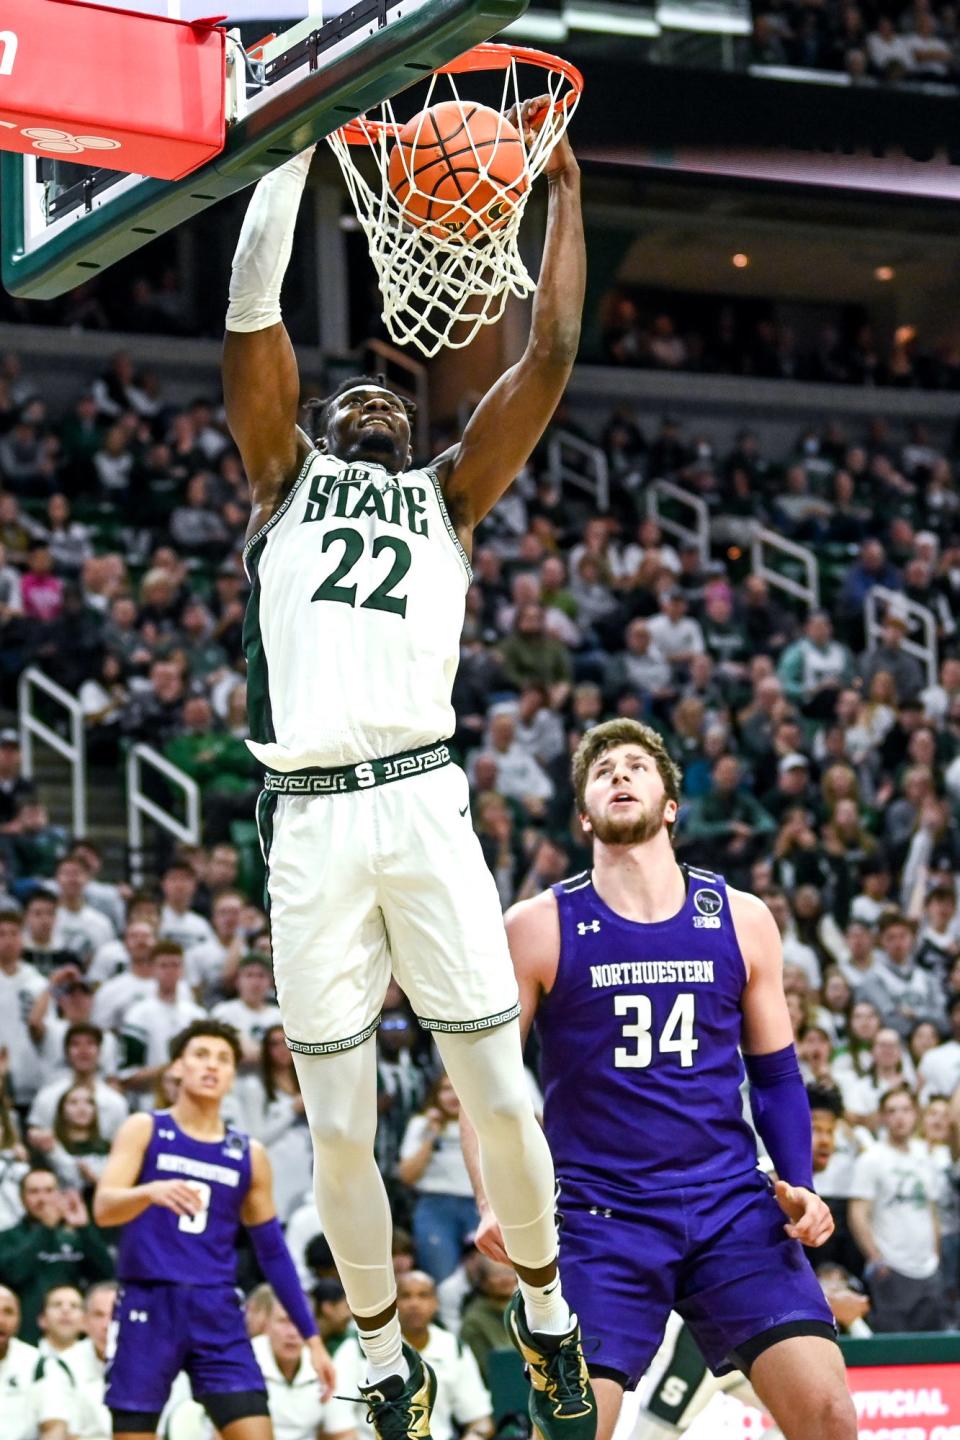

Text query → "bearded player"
[94,1020,334,1440]
[222,100,592,1440]
[463,720,857,1440]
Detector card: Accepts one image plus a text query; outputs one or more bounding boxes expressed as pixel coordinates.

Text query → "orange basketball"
[387,100,529,241]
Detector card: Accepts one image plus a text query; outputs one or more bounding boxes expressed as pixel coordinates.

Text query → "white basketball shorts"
[255,760,520,1053]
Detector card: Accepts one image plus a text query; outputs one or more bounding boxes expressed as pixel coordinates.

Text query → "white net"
[327,44,582,358]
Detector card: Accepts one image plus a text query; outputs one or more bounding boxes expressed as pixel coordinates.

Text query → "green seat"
[230,818,265,907]
[486,1347,528,1422]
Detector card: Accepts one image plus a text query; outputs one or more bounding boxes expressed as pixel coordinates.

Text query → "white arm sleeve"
[225,146,315,333]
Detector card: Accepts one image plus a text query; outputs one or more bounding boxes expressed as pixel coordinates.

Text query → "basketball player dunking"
[463,720,858,1440]
[221,103,593,1440]
[94,1020,334,1440]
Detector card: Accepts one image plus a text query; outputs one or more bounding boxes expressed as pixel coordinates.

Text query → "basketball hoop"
[327,43,583,358]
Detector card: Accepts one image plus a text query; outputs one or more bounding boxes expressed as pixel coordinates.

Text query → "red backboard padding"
[0,0,226,180]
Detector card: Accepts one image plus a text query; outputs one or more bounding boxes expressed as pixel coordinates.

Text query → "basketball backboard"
[1,0,528,299]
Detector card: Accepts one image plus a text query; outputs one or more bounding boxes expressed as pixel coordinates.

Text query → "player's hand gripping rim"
[774,1180,835,1247]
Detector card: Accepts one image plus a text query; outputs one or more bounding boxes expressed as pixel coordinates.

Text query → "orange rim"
[335,41,583,145]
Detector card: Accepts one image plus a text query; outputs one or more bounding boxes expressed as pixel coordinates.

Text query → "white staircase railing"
[363,338,429,457]
[646,479,710,561]
[18,666,86,836]
[127,744,200,885]
[865,585,938,688]
[751,527,820,610]
[548,429,610,512]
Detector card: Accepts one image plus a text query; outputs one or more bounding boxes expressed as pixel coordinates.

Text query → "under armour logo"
[159,1129,175,1139]
[129,1310,148,1323]
[577,921,601,935]
[589,1205,613,1218]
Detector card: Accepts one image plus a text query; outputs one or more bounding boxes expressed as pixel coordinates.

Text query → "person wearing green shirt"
[0,1168,113,1343]
[681,754,776,880]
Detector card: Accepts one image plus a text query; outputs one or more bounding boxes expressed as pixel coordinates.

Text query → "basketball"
[387,100,529,241]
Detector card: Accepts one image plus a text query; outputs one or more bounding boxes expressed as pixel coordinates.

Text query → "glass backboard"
[2,0,527,299]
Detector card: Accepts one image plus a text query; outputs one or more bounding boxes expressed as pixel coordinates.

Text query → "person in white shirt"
[87,917,156,988]
[28,975,120,1087]
[118,942,205,1102]
[27,1024,129,1144]
[212,955,282,1063]
[397,1075,479,1284]
[240,1025,312,1223]
[47,1281,116,1440]
[157,862,215,956]
[50,858,115,968]
[184,889,248,1002]
[918,994,960,1099]
[37,1283,86,1374]
[65,841,126,939]
[645,590,704,677]
[848,1084,945,1332]
[836,1027,915,1129]
[334,1271,492,1440]
[253,1292,355,1440]
[0,1284,73,1440]
[0,909,49,1105]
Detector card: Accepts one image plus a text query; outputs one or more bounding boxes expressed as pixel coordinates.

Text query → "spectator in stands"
[602,619,672,705]
[0,1282,73,1440]
[849,1085,945,1332]
[118,941,205,1099]
[777,611,855,719]
[50,856,114,968]
[646,589,705,678]
[157,860,215,955]
[860,612,926,703]
[856,911,946,1036]
[238,1025,311,1224]
[497,602,572,697]
[867,15,914,76]
[0,1170,112,1342]
[917,992,960,1096]
[211,953,282,1062]
[27,1021,127,1142]
[398,1074,478,1284]
[251,1291,352,1440]
[0,731,31,828]
[183,887,246,999]
[681,754,776,879]
[0,911,48,1108]
[374,1006,429,1199]
[468,709,553,817]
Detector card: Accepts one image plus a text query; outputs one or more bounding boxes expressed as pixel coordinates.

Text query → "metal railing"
[362,338,429,457]
[18,666,86,836]
[865,585,938,688]
[547,429,610,512]
[646,479,710,561]
[127,744,201,886]
[751,527,820,610]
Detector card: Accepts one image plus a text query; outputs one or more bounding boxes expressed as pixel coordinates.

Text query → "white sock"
[518,1274,572,1336]
[359,1313,409,1386]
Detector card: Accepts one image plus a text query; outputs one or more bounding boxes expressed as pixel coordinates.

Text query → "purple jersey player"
[93,1019,335,1440]
[464,720,857,1440]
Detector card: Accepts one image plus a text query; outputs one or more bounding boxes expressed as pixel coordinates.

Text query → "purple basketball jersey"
[117,1111,252,1286]
[538,866,759,1202]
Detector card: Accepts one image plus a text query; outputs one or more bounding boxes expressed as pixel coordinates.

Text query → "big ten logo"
[0,32,17,78]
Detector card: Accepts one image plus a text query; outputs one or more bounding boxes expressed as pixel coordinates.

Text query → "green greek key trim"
[417,1001,521,1034]
[426,467,473,585]
[264,742,451,796]
[285,1014,382,1055]
[242,448,316,570]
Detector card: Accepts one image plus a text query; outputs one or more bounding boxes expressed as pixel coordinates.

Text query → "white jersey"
[243,450,471,770]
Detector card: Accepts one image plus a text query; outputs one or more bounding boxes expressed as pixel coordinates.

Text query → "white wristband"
[225,146,315,333]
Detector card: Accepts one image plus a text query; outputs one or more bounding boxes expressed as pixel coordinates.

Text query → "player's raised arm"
[93,1112,204,1226]
[222,149,317,534]
[438,107,585,529]
[733,889,834,1248]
